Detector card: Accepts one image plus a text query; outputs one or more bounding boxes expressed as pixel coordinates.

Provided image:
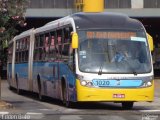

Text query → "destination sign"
[86,31,136,39]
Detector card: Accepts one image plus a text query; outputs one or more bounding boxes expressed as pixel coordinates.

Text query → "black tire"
[122,102,134,110]
[9,86,14,90]
[62,81,73,108]
[15,74,22,95]
[8,80,13,90]
[37,77,43,101]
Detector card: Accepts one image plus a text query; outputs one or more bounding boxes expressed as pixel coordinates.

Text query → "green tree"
[0,0,28,78]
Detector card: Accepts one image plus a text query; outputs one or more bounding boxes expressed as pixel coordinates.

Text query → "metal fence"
[28,0,74,8]
[104,0,131,8]
[144,0,160,8]
[28,0,160,9]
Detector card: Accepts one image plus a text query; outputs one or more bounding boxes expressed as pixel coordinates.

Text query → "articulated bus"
[7,12,154,109]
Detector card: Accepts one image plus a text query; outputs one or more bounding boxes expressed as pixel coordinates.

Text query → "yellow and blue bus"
[7,12,154,109]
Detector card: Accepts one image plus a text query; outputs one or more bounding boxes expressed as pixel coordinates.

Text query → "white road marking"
[60,115,82,120]
[26,112,44,119]
[99,116,126,120]
[139,110,160,112]
[64,109,80,112]
[37,109,51,111]
[26,112,43,115]
[0,112,9,114]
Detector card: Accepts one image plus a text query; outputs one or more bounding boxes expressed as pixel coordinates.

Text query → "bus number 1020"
[94,80,110,86]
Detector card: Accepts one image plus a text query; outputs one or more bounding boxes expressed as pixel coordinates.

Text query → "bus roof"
[14,28,34,40]
[19,12,144,36]
[9,28,34,45]
[35,16,75,34]
[71,12,144,30]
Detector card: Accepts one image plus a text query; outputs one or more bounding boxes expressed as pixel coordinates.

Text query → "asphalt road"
[0,79,160,120]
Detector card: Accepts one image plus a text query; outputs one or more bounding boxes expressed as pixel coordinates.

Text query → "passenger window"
[61,27,72,61]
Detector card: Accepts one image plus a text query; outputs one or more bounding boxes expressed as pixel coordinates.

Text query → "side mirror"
[147,33,154,52]
[72,32,78,49]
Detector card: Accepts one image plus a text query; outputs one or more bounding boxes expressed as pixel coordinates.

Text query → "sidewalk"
[0,100,13,109]
[0,79,13,109]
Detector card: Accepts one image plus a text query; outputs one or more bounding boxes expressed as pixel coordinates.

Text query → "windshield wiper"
[125,61,137,76]
[98,62,103,75]
[133,71,137,76]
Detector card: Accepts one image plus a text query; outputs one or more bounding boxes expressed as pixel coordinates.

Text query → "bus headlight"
[147,81,152,86]
[77,74,93,87]
[142,81,152,87]
[87,82,93,86]
[81,80,87,86]
[80,80,93,87]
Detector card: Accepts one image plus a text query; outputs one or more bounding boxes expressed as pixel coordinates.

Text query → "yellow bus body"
[147,33,154,52]
[76,79,154,102]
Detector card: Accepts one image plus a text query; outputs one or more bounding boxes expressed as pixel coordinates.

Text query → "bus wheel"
[8,80,13,90]
[16,74,22,95]
[122,102,134,110]
[9,86,14,90]
[62,82,73,108]
[37,78,43,101]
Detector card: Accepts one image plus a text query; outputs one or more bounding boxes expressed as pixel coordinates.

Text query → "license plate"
[113,94,125,98]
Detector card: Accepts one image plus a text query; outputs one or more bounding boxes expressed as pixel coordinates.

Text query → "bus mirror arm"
[147,33,154,52]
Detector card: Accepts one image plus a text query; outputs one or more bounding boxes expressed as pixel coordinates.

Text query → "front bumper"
[76,79,154,102]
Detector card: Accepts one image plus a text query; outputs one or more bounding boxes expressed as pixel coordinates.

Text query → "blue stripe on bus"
[32,61,76,101]
[32,61,75,83]
[33,62,54,81]
[15,63,28,79]
[92,79,142,87]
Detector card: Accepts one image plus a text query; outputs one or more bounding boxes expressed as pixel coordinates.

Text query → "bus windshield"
[78,29,152,74]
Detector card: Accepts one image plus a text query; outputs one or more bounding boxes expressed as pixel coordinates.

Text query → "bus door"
[54,27,73,99]
[47,31,59,98]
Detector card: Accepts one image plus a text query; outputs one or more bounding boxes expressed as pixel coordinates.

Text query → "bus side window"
[15,41,19,63]
[25,37,29,62]
[34,35,40,61]
[56,29,63,59]
[44,34,50,61]
[44,36,49,53]
[22,39,25,62]
[39,34,44,47]
[39,34,45,61]
[19,40,22,63]
[18,41,20,63]
[61,27,72,61]
[49,31,56,61]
